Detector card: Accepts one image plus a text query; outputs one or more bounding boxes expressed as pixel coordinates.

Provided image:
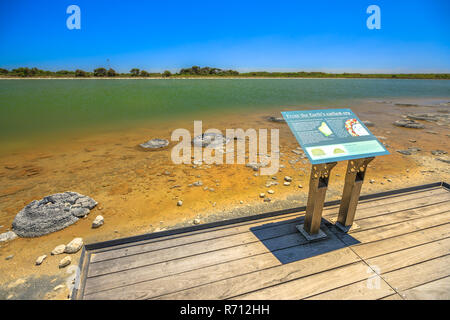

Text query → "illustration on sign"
[281,109,390,164]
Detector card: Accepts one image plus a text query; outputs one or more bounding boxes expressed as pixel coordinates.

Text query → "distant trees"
[140,70,150,77]
[94,68,107,77]
[75,69,87,77]
[179,66,239,76]
[107,68,117,77]
[0,68,9,75]
[163,70,172,77]
[130,68,140,77]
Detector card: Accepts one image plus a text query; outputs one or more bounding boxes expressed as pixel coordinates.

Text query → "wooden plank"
[84,231,306,295]
[152,248,361,300]
[381,255,450,292]
[352,223,450,259]
[400,277,450,300]
[366,238,450,274]
[231,262,372,300]
[379,293,404,300]
[90,187,447,263]
[349,202,449,233]
[88,221,303,277]
[90,191,449,266]
[305,278,395,300]
[341,211,450,245]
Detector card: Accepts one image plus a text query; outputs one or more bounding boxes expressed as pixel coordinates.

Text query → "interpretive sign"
[282,109,389,164]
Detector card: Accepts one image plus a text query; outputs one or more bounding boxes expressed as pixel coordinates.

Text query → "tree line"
[0,66,448,79]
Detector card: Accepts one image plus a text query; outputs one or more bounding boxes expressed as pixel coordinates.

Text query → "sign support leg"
[299,162,337,240]
[336,157,374,232]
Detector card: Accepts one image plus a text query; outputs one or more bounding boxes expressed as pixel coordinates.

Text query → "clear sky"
[0,0,449,73]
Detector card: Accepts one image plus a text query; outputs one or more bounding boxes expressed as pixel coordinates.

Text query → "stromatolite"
[12,192,97,237]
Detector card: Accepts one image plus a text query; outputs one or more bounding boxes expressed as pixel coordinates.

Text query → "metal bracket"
[302,162,337,237]
[336,157,374,231]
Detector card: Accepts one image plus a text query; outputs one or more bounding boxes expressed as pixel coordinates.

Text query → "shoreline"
[1,77,449,80]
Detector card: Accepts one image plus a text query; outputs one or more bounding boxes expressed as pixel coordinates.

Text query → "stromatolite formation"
[12,192,97,237]
[192,133,231,148]
[139,138,169,150]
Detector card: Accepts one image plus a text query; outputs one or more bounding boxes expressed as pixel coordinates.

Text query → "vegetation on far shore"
[0,66,448,79]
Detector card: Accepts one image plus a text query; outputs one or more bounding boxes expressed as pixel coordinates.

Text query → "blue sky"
[0,0,449,73]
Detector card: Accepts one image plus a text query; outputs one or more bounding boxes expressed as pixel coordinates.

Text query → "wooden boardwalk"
[74,182,450,300]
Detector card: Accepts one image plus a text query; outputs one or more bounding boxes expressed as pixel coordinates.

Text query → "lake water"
[1,79,449,144]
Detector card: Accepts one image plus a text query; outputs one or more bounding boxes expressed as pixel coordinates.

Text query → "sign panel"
[281,108,389,164]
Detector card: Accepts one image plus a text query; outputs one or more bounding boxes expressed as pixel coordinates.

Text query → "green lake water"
[1,79,449,145]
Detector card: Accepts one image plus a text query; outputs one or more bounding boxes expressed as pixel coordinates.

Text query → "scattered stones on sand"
[284,176,292,182]
[92,215,104,228]
[5,255,14,260]
[35,255,47,266]
[298,184,303,188]
[409,139,417,143]
[59,256,71,268]
[397,147,421,155]
[431,150,447,156]
[0,231,17,243]
[64,238,83,254]
[370,179,375,184]
[192,133,231,148]
[393,119,425,129]
[246,162,262,171]
[259,193,265,198]
[177,200,183,206]
[53,284,65,291]
[139,138,169,150]
[436,158,450,164]
[387,178,392,182]
[284,182,291,186]
[51,244,66,255]
[12,192,97,238]
[267,116,285,123]
[192,180,203,187]
[267,189,274,194]
[193,219,201,225]
[362,120,375,127]
[239,200,244,204]
[292,149,303,155]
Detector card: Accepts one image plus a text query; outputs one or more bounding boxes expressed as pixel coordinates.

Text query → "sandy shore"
[0,97,449,299]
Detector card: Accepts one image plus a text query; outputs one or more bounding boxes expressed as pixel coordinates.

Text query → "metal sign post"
[297,162,336,241]
[336,157,374,232]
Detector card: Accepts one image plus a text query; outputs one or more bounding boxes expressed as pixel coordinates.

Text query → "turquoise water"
[0,79,449,142]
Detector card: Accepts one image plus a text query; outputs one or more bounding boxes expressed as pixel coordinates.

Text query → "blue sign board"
[281,109,390,164]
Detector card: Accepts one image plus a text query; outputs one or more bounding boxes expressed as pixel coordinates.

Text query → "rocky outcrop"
[12,192,97,237]
[139,139,169,150]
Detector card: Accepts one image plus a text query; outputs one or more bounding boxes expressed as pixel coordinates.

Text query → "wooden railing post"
[336,157,374,232]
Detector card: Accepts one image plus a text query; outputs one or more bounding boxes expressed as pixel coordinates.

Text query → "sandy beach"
[0,97,449,299]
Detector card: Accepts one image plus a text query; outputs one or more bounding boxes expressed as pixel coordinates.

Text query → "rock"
[59,256,71,268]
[267,190,274,194]
[0,231,17,243]
[263,198,271,202]
[284,182,291,186]
[12,192,97,237]
[239,201,244,204]
[35,255,47,265]
[298,184,303,188]
[5,255,14,260]
[65,238,83,254]
[393,119,425,129]
[92,215,104,228]
[246,162,262,171]
[177,200,183,206]
[387,178,392,182]
[292,150,303,155]
[192,181,203,187]
[409,139,417,143]
[284,176,292,182]
[51,244,66,255]
[192,133,230,148]
[53,284,65,291]
[259,193,265,198]
[436,158,450,164]
[267,116,285,123]
[139,138,169,150]
[431,150,447,156]
[362,120,375,127]
[193,219,201,225]
[370,179,375,184]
